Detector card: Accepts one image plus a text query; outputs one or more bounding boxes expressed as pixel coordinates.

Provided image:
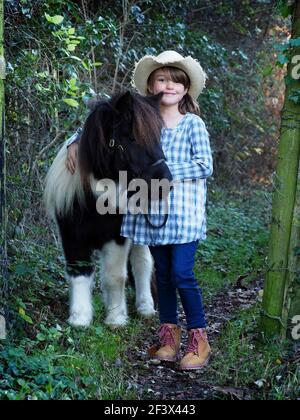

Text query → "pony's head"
[78,91,172,199]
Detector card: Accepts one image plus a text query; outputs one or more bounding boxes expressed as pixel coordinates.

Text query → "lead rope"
[144,200,169,229]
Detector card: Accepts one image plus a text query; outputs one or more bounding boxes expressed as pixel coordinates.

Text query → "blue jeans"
[149,241,206,329]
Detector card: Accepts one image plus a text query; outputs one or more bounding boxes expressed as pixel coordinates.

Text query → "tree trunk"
[0,0,7,340]
[261,0,300,337]
[282,162,300,339]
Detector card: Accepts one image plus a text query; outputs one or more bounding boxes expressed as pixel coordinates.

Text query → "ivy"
[44,14,64,25]
[276,0,295,18]
[288,89,300,104]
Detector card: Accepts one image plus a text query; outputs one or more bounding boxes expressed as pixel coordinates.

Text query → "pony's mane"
[111,92,163,149]
[86,92,163,149]
[78,92,163,197]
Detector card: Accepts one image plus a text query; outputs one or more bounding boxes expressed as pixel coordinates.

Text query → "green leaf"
[68,27,76,35]
[18,308,25,317]
[63,98,79,108]
[44,13,52,22]
[36,333,46,341]
[279,4,294,18]
[262,65,273,77]
[67,44,77,52]
[69,78,78,87]
[52,16,64,25]
[65,90,77,97]
[37,71,49,78]
[69,56,82,62]
[81,61,90,71]
[18,308,33,324]
[68,39,81,45]
[45,14,64,25]
[288,92,300,105]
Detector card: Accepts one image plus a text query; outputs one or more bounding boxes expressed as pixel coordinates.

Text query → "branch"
[112,0,129,93]
[31,131,65,174]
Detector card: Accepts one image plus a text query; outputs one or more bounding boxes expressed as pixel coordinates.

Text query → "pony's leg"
[64,248,95,328]
[129,245,156,318]
[67,271,94,328]
[100,239,131,328]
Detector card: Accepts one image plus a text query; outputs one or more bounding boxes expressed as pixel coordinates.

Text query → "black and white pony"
[44,91,171,328]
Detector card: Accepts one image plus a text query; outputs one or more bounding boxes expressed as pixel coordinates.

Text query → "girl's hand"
[66,142,79,174]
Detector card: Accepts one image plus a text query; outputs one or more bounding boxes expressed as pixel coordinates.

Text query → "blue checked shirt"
[121,113,213,245]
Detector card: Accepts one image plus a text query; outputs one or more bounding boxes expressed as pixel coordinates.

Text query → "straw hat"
[132,50,208,100]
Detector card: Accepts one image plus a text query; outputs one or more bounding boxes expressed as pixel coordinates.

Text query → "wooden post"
[261,1,300,337]
[0,0,7,340]
[282,162,300,339]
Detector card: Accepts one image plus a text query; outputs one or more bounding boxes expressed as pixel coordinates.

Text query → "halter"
[108,123,169,229]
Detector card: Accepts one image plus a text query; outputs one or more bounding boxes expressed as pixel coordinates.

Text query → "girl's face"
[148,68,188,107]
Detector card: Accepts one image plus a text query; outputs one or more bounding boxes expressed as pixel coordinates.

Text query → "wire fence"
[0,104,8,328]
[0,0,7,332]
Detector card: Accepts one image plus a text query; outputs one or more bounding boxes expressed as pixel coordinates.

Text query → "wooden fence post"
[261,1,300,338]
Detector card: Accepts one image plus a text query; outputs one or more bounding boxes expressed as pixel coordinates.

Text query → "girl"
[66,51,213,370]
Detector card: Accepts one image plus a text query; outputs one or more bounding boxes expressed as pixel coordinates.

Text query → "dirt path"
[126,276,263,400]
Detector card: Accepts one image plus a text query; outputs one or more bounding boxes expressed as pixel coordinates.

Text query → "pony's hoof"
[137,304,156,318]
[104,314,128,329]
[68,313,92,328]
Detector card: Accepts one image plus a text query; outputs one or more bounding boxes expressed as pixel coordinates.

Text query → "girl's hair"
[146,66,201,116]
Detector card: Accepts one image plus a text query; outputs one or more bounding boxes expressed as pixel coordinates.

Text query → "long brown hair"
[146,66,201,116]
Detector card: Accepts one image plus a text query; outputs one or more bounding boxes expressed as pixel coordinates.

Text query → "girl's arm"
[167,117,213,181]
[65,128,82,174]
[66,127,82,147]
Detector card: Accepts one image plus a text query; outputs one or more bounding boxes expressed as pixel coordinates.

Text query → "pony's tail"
[44,105,106,220]
[43,142,84,220]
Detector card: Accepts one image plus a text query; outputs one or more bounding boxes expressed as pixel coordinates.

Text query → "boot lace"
[187,329,207,354]
[158,324,176,348]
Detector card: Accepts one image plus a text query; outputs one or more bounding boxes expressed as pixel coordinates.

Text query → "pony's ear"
[115,91,132,113]
[145,91,164,108]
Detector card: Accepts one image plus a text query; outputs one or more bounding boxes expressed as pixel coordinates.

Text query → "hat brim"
[132,55,207,100]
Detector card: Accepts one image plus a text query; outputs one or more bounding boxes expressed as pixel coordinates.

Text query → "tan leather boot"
[180,328,211,370]
[151,323,181,362]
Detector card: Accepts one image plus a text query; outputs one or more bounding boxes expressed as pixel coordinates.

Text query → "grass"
[206,303,299,400]
[1,236,151,400]
[0,295,151,400]
[197,186,271,298]
[194,186,299,400]
[1,186,299,400]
